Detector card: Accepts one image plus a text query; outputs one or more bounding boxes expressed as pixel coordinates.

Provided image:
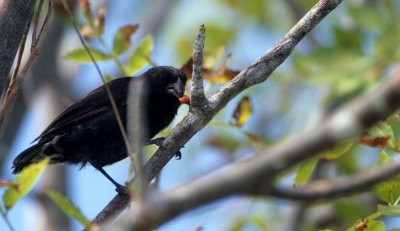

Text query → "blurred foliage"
[4,0,400,230]
[64,1,153,76]
[294,157,318,186]
[46,190,91,228]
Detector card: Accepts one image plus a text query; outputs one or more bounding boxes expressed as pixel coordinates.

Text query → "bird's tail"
[12,143,46,174]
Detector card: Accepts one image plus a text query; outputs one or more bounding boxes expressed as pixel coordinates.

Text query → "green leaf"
[46,190,91,227]
[127,35,153,75]
[334,199,370,226]
[228,218,245,231]
[112,24,139,55]
[294,157,318,186]
[64,48,111,62]
[104,73,113,83]
[320,141,354,160]
[204,46,225,68]
[366,121,396,150]
[365,220,384,231]
[249,214,268,229]
[378,204,400,216]
[3,158,49,210]
[372,152,400,205]
[377,151,391,165]
[348,5,387,30]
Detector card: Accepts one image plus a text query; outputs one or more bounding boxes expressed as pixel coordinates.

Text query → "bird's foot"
[146,137,165,147]
[174,151,182,160]
[115,184,129,195]
[147,137,183,160]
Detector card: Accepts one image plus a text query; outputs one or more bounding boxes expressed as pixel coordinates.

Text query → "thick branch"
[269,162,400,201]
[92,194,130,225]
[93,0,343,225]
[0,0,36,97]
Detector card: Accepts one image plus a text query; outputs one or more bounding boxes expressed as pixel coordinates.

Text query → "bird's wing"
[33,77,132,142]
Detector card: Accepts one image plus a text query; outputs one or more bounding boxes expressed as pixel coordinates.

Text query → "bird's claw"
[148,137,183,160]
[147,137,165,147]
[115,184,129,195]
[174,151,182,160]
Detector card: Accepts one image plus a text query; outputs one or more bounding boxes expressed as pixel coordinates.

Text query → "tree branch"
[127,68,400,230]
[269,161,400,201]
[0,0,53,134]
[0,0,36,97]
[92,0,343,226]
[190,24,208,109]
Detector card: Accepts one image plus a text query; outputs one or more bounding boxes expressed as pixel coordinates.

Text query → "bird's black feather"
[12,66,187,189]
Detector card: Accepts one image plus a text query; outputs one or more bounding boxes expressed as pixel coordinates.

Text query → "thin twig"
[190,24,208,109]
[268,161,400,201]
[60,0,134,165]
[0,210,15,231]
[32,0,45,43]
[6,16,30,100]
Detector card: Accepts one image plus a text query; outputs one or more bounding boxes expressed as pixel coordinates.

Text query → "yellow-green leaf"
[378,204,400,216]
[230,96,253,127]
[46,190,91,227]
[229,218,245,231]
[320,141,354,160]
[364,220,384,231]
[294,157,318,186]
[127,35,153,75]
[204,46,225,68]
[112,24,139,55]
[366,121,396,150]
[64,48,111,62]
[3,158,49,210]
[377,151,391,164]
[372,151,400,205]
[249,214,268,229]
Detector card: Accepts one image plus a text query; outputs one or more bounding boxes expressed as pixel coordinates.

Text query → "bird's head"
[145,66,189,104]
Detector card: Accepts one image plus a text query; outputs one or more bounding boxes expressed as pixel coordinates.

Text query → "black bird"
[12,66,188,192]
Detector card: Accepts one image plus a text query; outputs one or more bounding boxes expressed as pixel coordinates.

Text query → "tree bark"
[0,0,36,96]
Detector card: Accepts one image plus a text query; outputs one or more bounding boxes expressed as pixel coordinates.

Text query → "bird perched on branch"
[12,66,188,193]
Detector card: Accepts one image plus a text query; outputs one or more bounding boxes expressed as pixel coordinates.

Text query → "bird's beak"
[179,95,190,105]
[167,78,185,99]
